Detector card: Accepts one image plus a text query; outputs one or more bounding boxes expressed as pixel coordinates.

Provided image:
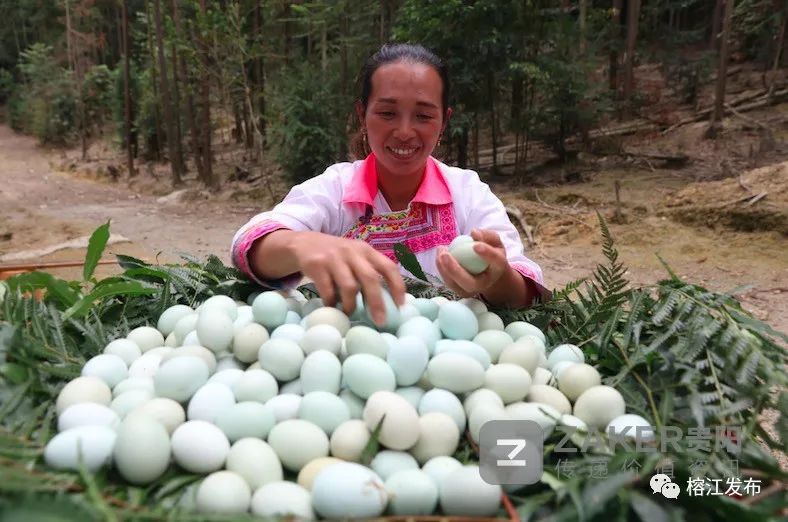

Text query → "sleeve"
[231,166,343,290]
[462,173,551,302]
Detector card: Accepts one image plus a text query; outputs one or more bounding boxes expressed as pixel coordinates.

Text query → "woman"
[232,43,548,326]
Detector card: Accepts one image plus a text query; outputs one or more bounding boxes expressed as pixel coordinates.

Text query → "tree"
[622,0,641,101]
[121,0,135,177]
[707,0,734,138]
[153,0,182,185]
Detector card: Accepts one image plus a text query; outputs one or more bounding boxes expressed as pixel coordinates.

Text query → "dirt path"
[0,123,785,336]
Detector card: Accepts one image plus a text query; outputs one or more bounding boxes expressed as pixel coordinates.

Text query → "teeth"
[390,147,418,156]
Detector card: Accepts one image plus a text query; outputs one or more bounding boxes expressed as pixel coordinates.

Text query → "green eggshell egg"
[252,291,289,330]
[363,289,401,333]
[215,401,276,442]
[504,321,546,344]
[472,330,514,363]
[342,354,396,399]
[385,469,439,516]
[411,298,439,321]
[426,353,485,394]
[301,351,342,394]
[298,391,351,436]
[345,325,388,359]
[397,316,441,355]
[449,241,489,275]
[258,339,304,382]
[437,302,479,341]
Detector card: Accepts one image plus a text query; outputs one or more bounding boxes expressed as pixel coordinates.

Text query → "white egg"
[484,363,532,404]
[329,419,370,462]
[162,345,217,373]
[311,462,387,519]
[468,403,510,443]
[154,356,210,403]
[127,397,185,435]
[200,295,239,321]
[226,438,283,489]
[304,306,351,336]
[113,415,170,484]
[499,338,543,375]
[363,391,420,450]
[251,481,314,519]
[103,339,142,366]
[110,389,154,418]
[422,456,463,487]
[208,368,244,388]
[196,471,251,514]
[268,419,330,472]
[232,323,269,363]
[573,385,626,429]
[345,325,388,358]
[299,324,343,355]
[472,330,513,363]
[181,330,201,347]
[44,426,116,472]
[171,420,230,473]
[476,311,505,331]
[127,326,165,353]
[551,360,578,379]
[280,378,303,395]
[440,465,501,516]
[418,389,466,433]
[426,352,485,394]
[370,450,419,480]
[172,313,199,345]
[505,402,561,439]
[258,338,304,381]
[504,321,546,343]
[547,343,585,369]
[271,323,306,344]
[386,469,439,515]
[266,393,302,422]
[606,414,655,442]
[128,351,165,379]
[410,412,460,464]
[339,389,366,419]
[532,367,555,386]
[82,354,128,388]
[463,388,505,417]
[157,304,194,336]
[112,377,154,398]
[196,310,234,353]
[187,382,235,422]
[558,363,601,402]
[394,386,425,409]
[58,403,120,432]
[232,368,278,403]
[56,376,112,415]
[459,297,487,314]
[215,354,245,372]
[527,384,572,414]
[434,339,491,369]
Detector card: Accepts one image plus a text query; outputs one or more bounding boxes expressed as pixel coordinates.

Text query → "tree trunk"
[622,0,641,101]
[579,0,588,55]
[172,0,202,178]
[169,20,186,174]
[511,77,523,124]
[233,101,244,144]
[253,0,266,146]
[339,10,349,160]
[146,0,162,160]
[609,0,623,93]
[710,0,723,50]
[487,69,498,175]
[457,127,469,169]
[768,4,787,98]
[197,0,216,189]
[708,0,734,137]
[154,0,182,185]
[122,0,135,177]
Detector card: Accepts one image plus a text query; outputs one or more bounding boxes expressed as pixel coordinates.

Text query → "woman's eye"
[377,111,395,118]
[417,114,434,121]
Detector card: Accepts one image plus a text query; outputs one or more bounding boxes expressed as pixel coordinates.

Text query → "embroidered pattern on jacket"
[343,202,456,261]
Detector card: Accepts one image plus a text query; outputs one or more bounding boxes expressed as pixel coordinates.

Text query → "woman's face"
[360,61,449,178]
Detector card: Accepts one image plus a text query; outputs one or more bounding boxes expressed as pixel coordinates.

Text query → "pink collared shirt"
[231,154,547,298]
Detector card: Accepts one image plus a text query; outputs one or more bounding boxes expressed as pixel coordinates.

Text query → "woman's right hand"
[286,231,406,326]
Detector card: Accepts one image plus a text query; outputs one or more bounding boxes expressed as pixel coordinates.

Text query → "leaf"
[115,254,150,270]
[581,471,636,519]
[62,282,157,320]
[83,221,111,281]
[0,363,29,385]
[393,243,428,282]
[630,491,670,522]
[6,272,79,308]
[360,414,385,465]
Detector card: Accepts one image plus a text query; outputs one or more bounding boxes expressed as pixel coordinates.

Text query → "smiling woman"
[231,43,549,325]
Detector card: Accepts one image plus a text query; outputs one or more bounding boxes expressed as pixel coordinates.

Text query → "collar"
[342,152,452,207]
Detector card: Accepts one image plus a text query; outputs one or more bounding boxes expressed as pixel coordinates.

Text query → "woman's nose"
[394,117,416,139]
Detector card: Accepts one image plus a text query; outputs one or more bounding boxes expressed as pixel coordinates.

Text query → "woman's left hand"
[435,229,510,297]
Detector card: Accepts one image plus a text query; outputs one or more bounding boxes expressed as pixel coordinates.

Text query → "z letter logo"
[496,439,526,467]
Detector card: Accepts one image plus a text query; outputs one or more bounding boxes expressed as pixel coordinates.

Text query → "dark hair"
[349,43,450,160]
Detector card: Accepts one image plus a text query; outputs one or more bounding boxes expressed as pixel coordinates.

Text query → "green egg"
[438,302,479,340]
[449,241,489,275]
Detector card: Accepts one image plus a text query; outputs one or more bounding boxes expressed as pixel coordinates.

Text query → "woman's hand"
[288,231,406,326]
[435,229,509,297]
